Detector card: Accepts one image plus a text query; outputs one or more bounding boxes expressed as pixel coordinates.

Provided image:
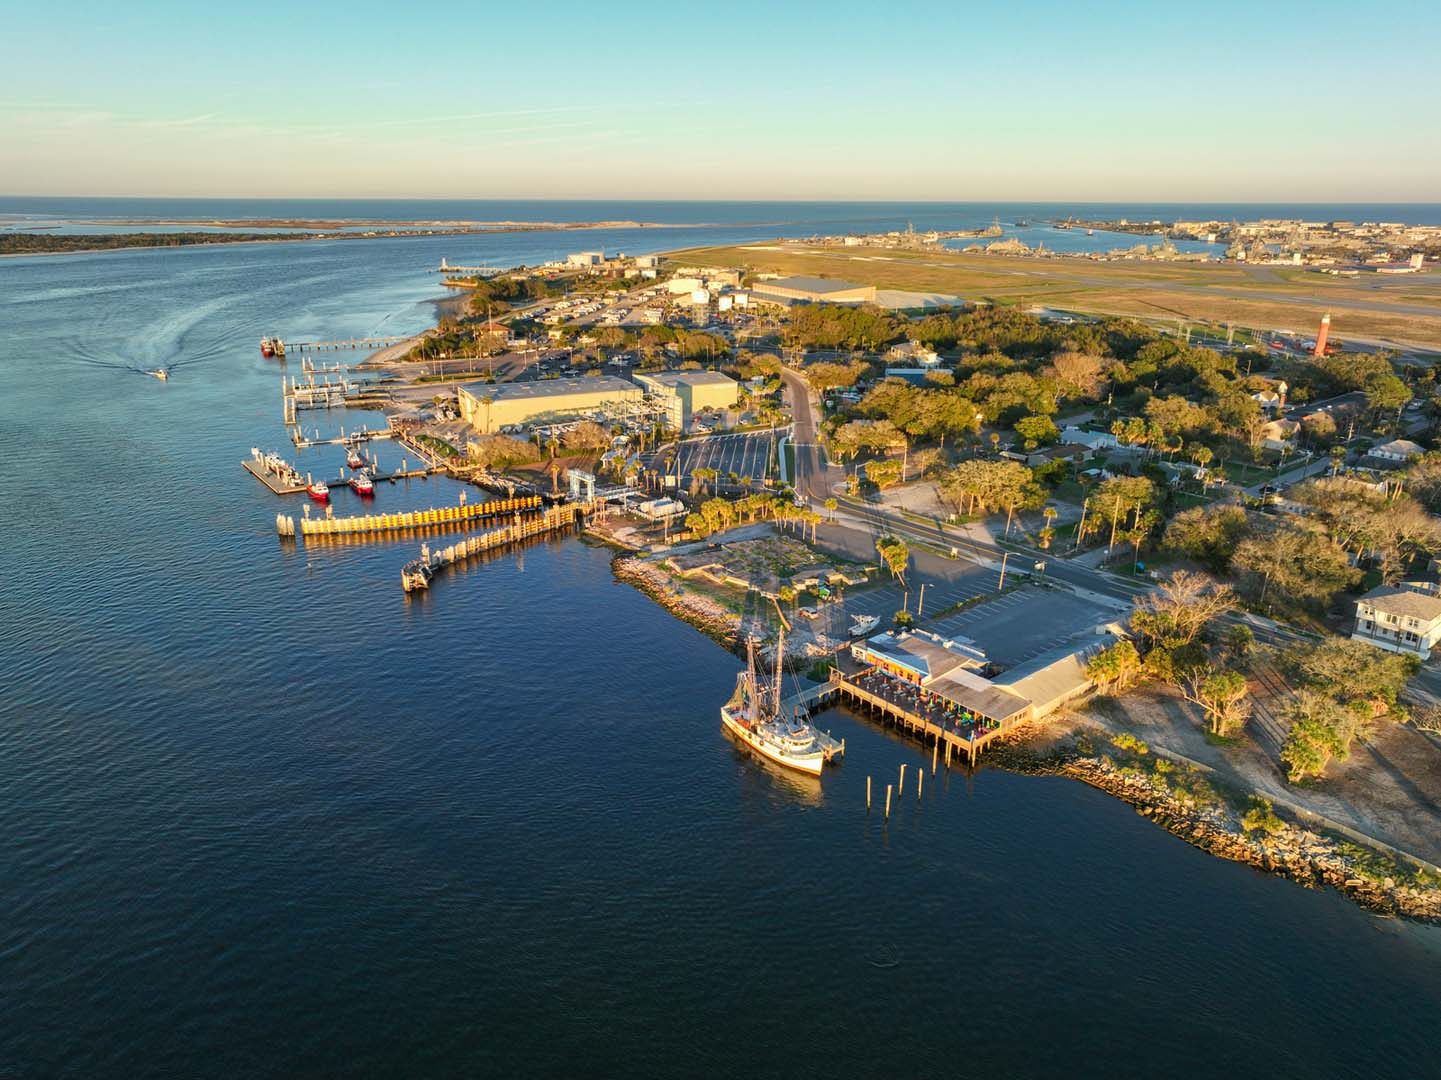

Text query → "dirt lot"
[1084,679,1441,866]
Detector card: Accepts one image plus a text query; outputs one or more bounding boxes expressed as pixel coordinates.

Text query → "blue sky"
[1,0,1437,199]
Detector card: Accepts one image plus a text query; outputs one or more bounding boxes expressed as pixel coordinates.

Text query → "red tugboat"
[260,337,276,358]
[307,479,330,501]
[348,470,374,496]
[346,446,366,470]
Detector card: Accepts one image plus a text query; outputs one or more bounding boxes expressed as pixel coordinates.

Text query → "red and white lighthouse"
[1313,313,1331,357]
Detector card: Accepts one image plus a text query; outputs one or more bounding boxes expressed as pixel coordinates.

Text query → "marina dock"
[242,457,432,495]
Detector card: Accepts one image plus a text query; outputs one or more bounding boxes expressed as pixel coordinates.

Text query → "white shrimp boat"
[720,634,843,777]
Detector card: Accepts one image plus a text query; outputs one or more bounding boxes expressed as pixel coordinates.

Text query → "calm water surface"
[2,216,1441,1078]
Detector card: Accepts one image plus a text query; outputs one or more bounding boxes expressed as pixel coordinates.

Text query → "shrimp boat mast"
[720,631,843,777]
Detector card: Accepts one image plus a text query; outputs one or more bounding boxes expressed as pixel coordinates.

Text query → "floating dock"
[400,502,585,591]
[286,494,544,538]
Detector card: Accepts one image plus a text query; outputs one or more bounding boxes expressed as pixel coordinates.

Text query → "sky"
[2,0,1438,201]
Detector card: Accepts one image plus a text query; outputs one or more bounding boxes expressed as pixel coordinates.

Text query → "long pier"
[436,260,507,277]
[286,494,544,538]
[288,336,412,353]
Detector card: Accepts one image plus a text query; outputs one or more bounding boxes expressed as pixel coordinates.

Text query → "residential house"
[1353,582,1441,659]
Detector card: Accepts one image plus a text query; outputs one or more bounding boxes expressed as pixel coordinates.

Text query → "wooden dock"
[817,669,1031,767]
[290,494,544,538]
[400,502,587,591]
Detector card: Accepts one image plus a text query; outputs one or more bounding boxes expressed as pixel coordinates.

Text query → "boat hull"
[721,707,825,776]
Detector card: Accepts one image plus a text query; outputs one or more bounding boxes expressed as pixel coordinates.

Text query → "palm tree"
[1041,505,1058,548]
[824,497,838,522]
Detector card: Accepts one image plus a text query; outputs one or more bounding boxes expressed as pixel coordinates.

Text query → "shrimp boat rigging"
[720,632,843,776]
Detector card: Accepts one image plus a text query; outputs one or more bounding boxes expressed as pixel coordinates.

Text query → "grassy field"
[670,243,1441,349]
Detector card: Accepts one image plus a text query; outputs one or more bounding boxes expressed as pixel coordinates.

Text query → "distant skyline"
[2,0,1438,201]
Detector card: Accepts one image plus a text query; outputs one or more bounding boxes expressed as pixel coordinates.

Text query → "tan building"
[750,275,877,305]
[634,370,738,429]
[456,376,643,434]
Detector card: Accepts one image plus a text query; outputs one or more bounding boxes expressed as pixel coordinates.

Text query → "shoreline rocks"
[989,737,1441,923]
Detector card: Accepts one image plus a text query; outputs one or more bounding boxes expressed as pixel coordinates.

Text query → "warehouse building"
[456,376,643,434]
[634,369,738,430]
[750,275,877,305]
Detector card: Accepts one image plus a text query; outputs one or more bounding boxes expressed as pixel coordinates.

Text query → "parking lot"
[662,430,786,485]
[924,586,1112,667]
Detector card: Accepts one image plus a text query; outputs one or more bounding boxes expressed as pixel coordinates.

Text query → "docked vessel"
[349,469,374,496]
[260,337,275,358]
[251,448,303,488]
[307,479,330,501]
[401,554,434,592]
[720,635,843,777]
[346,446,366,470]
[273,338,286,358]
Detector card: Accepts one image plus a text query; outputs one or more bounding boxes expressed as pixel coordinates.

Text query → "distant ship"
[720,635,844,776]
[260,336,287,358]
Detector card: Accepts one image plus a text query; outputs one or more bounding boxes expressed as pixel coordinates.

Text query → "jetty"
[283,494,544,538]
[400,502,588,591]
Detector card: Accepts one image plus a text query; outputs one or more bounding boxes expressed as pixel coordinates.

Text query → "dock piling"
[898,763,906,797]
[885,784,892,820]
[932,742,938,775]
[866,775,872,811]
[917,770,923,800]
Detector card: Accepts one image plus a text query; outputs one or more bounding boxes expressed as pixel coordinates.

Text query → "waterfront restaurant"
[850,629,987,686]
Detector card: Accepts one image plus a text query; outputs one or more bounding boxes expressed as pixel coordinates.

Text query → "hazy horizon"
[3,0,1438,201]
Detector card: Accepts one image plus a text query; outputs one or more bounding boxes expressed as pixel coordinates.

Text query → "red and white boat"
[348,470,374,496]
[346,447,366,470]
[260,337,276,358]
[307,479,330,501]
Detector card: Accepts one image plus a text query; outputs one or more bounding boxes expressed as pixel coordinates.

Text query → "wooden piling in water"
[866,775,872,811]
[885,784,892,820]
[932,741,938,775]
[917,770,923,800]
[898,763,906,797]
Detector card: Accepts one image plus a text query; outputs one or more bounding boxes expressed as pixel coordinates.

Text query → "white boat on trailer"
[720,634,843,777]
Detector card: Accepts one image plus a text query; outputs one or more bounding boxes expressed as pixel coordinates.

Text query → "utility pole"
[918,583,927,618]
[997,551,1011,591]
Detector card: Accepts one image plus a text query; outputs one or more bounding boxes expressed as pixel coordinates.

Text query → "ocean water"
[2,212,1441,1077]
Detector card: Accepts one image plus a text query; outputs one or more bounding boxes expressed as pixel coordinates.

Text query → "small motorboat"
[148,368,168,381]
[349,470,374,496]
[308,479,330,501]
